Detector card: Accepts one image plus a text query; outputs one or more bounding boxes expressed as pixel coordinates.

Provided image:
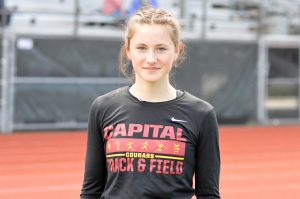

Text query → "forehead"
[130,24,174,45]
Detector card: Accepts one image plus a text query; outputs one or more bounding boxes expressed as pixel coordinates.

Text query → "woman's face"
[126,24,179,84]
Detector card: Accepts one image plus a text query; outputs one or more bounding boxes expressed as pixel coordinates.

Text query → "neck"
[130,80,176,102]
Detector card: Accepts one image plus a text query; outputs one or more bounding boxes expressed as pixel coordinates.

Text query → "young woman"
[80,6,220,199]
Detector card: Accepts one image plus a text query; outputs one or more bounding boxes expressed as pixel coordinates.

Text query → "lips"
[143,67,160,70]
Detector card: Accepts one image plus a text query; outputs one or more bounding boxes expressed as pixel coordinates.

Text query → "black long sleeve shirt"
[81,86,220,199]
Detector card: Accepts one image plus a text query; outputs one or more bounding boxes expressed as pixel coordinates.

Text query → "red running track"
[0,125,300,199]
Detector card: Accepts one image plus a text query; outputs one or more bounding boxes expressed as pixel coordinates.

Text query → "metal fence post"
[257,37,267,124]
[1,31,15,133]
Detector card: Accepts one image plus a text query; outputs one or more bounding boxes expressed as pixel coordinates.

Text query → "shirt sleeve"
[80,100,107,199]
[195,110,221,199]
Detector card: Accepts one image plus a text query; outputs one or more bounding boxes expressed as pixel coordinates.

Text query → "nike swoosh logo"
[171,117,187,123]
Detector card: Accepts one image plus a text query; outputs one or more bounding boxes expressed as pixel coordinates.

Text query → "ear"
[174,44,180,62]
[125,42,131,60]
[126,50,131,60]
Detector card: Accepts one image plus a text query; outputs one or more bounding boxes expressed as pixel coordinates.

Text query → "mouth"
[143,67,160,71]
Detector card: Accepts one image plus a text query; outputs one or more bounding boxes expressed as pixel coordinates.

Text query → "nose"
[146,50,157,65]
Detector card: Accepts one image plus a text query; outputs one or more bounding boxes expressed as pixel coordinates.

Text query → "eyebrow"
[135,43,168,46]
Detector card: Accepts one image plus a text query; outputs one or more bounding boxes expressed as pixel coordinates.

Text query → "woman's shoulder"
[97,87,126,100]
[181,90,214,113]
[91,86,127,108]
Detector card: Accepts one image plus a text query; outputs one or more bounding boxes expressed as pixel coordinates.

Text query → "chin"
[143,78,161,83]
[137,73,153,79]
[137,73,167,83]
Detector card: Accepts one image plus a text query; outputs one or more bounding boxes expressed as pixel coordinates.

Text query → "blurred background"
[0,0,300,133]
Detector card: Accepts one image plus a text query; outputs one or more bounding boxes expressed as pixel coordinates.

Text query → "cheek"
[162,54,177,65]
[131,52,145,63]
[130,55,144,70]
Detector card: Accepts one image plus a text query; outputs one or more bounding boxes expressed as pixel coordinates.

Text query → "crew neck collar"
[125,86,185,105]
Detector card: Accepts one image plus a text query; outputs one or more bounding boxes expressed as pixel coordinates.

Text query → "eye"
[137,46,147,52]
[156,47,167,53]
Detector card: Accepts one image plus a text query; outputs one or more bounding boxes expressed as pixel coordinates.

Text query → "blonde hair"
[119,6,185,81]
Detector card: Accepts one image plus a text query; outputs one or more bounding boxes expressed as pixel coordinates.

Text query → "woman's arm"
[80,100,107,199]
[195,110,221,198]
